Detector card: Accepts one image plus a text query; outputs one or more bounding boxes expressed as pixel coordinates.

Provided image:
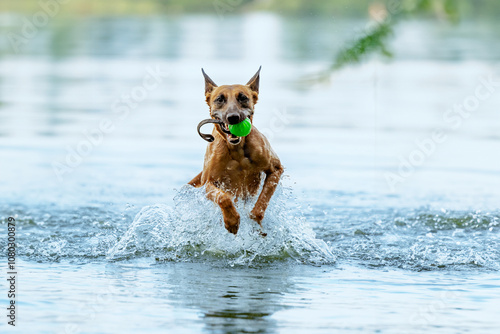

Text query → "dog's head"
[202,67,260,145]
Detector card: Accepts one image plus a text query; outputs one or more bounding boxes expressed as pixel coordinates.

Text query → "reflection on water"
[166,263,295,333]
[15,260,500,334]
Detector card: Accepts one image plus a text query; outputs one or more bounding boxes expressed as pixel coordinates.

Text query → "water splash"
[322,208,500,271]
[5,192,498,270]
[106,185,336,266]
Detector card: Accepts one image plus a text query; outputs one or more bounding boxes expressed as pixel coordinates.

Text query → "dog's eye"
[237,93,249,103]
[214,95,226,104]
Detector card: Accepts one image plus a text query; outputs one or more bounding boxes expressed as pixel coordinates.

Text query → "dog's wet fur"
[188,67,283,235]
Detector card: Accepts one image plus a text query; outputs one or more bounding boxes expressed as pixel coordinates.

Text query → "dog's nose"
[227,113,241,125]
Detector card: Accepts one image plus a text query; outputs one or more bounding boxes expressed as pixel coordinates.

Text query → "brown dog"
[188,67,283,235]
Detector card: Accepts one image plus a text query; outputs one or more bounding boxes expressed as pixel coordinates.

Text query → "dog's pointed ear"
[202,68,217,95]
[246,66,261,93]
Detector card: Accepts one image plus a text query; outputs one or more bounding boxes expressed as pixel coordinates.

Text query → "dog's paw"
[251,211,267,237]
[224,211,240,235]
[224,219,240,235]
[249,208,264,225]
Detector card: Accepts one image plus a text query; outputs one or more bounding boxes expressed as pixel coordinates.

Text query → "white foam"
[106,184,336,266]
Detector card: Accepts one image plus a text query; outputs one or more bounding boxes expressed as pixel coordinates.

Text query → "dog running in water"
[188,67,283,235]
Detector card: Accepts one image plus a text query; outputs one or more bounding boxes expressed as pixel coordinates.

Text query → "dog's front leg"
[205,182,240,234]
[250,165,283,224]
[188,172,202,187]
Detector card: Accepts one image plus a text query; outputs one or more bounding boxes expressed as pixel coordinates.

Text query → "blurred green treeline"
[1,0,499,19]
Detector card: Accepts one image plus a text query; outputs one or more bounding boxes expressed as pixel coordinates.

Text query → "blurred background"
[1,1,500,333]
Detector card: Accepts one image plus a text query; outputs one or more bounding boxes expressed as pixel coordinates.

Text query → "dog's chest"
[208,143,265,196]
[224,146,261,178]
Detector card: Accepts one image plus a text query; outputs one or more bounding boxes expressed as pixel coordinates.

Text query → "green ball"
[229,118,252,137]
